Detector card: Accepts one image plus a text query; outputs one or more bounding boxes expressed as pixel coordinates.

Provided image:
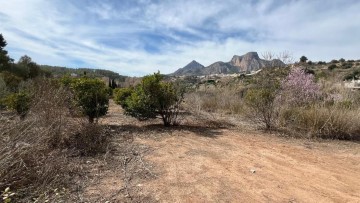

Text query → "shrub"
[339,58,346,63]
[121,72,185,126]
[341,62,352,69]
[65,123,108,156]
[0,76,9,108]
[244,87,278,130]
[0,71,22,92]
[0,78,111,201]
[328,64,337,71]
[184,88,244,115]
[113,87,133,108]
[300,56,308,63]
[331,59,339,63]
[317,61,326,65]
[70,78,109,123]
[304,68,315,75]
[280,67,321,107]
[0,80,75,201]
[343,70,360,81]
[285,105,360,139]
[5,91,31,119]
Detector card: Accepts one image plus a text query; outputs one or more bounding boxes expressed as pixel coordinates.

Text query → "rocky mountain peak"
[170,60,204,76]
[170,51,285,76]
[187,60,201,66]
[243,52,260,60]
[183,60,203,69]
[229,51,282,72]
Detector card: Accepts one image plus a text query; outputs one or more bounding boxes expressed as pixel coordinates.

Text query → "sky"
[0,0,359,76]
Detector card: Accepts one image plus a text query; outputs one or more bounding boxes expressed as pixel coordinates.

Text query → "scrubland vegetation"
[0,79,109,202]
[1,33,360,201]
[114,72,185,126]
[184,66,360,140]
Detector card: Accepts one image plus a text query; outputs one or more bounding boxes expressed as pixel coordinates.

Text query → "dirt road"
[94,100,360,202]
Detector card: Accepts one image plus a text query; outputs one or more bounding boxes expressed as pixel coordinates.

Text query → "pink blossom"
[280,67,321,106]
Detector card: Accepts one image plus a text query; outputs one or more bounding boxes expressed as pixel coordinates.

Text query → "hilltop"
[170,52,285,76]
[40,65,128,81]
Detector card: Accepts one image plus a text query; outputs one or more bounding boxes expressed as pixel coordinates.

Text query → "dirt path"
[93,100,360,202]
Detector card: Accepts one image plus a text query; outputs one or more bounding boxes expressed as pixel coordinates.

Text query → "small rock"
[250,169,256,173]
[15,142,31,148]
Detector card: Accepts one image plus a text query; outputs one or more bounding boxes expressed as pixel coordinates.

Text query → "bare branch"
[261,51,275,61]
[277,50,294,64]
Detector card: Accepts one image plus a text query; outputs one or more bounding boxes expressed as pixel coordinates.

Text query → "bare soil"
[82,100,360,202]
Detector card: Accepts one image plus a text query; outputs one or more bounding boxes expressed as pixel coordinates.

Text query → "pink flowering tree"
[280,67,321,106]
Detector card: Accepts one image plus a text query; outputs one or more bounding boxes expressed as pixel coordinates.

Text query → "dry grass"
[0,79,109,202]
[278,85,360,140]
[184,80,360,140]
[184,87,245,115]
[281,105,360,140]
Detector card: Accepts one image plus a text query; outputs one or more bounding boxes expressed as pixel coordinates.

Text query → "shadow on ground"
[106,124,227,139]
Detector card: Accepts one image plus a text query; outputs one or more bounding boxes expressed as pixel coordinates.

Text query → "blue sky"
[0,0,359,76]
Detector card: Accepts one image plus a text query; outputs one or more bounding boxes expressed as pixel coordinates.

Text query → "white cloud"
[0,0,359,76]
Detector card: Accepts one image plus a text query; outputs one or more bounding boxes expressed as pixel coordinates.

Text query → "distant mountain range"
[170,52,285,76]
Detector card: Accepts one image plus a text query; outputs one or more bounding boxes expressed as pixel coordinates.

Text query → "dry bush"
[65,123,109,156]
[281,105,360,140]
[244,87,280,130]
[278,84,360,140]
[184,88,244,115]
[0,79,109,201]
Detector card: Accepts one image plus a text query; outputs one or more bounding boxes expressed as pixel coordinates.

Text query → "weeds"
[184,88,244,115]
[0,79,109,202]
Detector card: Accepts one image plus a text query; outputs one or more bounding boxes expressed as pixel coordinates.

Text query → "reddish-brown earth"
[83,100,360,202]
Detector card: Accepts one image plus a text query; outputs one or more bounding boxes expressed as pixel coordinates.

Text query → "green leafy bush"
[328,64,337,71]
[113,87,133,108]
[119,72,185,126]
[5,91,31,119]
[0,71,22,91]
[70,78,109,123]
[300,56,308,63]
